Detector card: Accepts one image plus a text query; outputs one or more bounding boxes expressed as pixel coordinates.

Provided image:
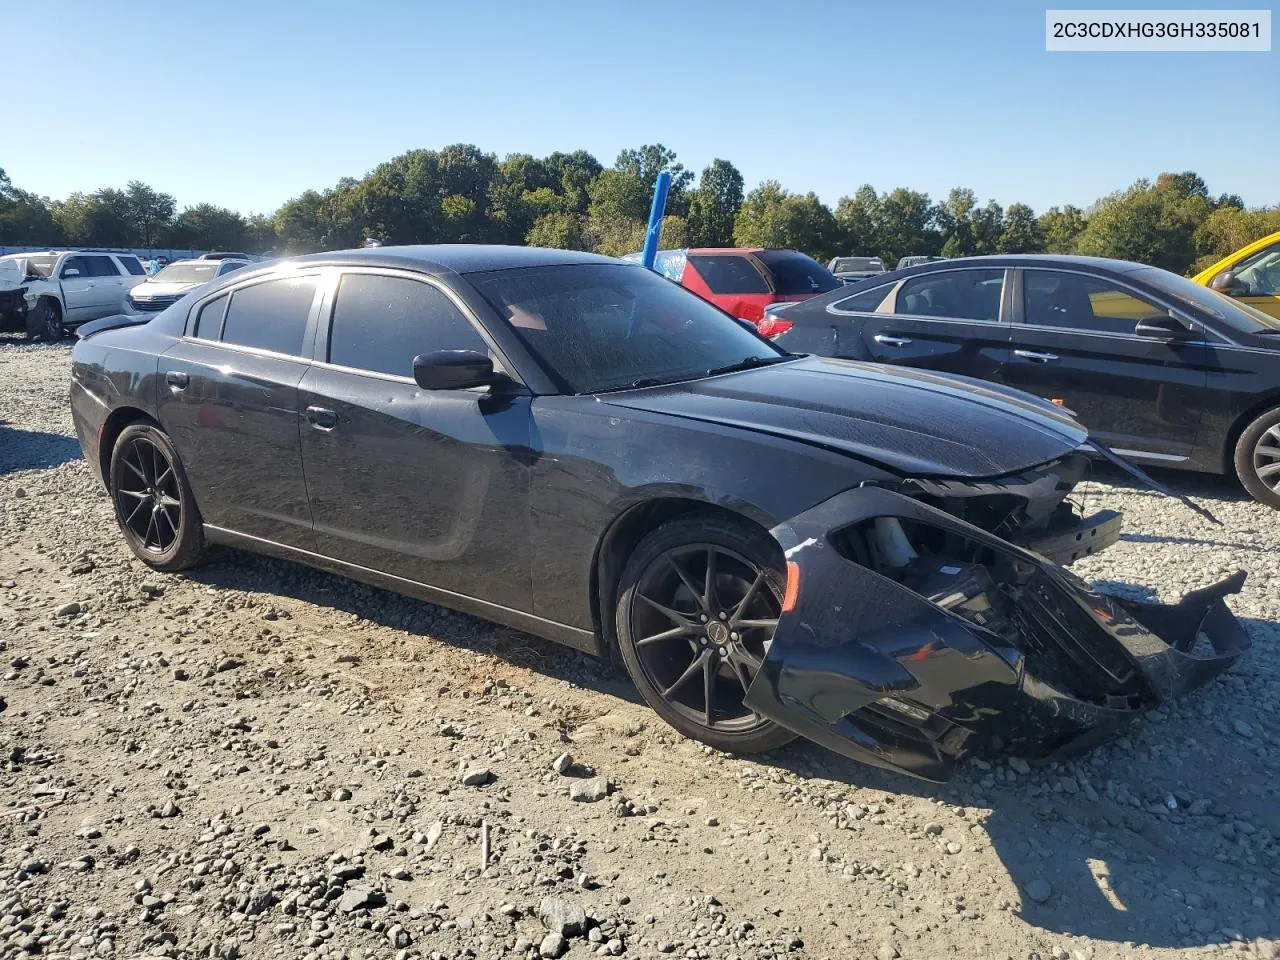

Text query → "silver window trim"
[181,267,326,355]
[828,265,1011,326]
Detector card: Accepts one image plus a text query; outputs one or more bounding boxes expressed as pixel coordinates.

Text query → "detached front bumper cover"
[743,487,1249,782]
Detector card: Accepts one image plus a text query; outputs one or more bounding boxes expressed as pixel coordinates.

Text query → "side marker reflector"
[782,561,800,612]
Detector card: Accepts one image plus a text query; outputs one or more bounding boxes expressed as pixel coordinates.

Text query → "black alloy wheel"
[109,423,207,571]
[616,516,794,753]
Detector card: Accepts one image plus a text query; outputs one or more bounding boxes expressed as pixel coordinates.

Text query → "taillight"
[756,318,794,339]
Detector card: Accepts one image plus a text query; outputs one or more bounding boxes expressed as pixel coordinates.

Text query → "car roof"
[286,244,621,275]
[888,254,1151,275]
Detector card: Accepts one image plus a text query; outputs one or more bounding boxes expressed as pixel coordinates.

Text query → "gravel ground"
[1,334,1276,960]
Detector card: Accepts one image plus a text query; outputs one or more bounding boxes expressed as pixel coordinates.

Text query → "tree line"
[3,145,1277,276]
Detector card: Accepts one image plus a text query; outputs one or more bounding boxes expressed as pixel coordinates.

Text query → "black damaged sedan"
[69,246,1249,781]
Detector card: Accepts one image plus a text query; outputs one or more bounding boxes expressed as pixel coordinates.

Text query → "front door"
[844,266,1012,382]
[298,270,532,612]
[58,256,98,323]
[156,274,323,549]
[1001,268,1209,461]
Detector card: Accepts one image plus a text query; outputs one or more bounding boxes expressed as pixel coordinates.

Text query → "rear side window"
[220,277,318,356]
[87,256,120,277]
[328,273,489,378]
[898,269,1005,322]
[688,255,770,295]
[832,282,895,313]
[117,255,146,276]
[218,261,246,276]
[193,294,228,340]
[757,250,842,295]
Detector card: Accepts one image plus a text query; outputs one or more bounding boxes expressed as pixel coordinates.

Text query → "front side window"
[897,269,1005,322]
[328,274,490,378]
[1023,271,1160,335]
[472,263,786,394]
[688,255,770,295]
[220,276,318,356]
[1232,243,1280,296]
[61,256,89,278]
[218,261,247,276]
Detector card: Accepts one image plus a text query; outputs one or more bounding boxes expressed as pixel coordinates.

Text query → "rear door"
[156,272,323,548]
[297,269,533,611]
[1000,267,1208,460]
[836,266,1012,382]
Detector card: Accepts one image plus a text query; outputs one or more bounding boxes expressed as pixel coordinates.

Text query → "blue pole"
[640,171,672,271]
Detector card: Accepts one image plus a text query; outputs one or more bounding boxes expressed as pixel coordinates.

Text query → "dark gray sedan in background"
[68,246,1248,781]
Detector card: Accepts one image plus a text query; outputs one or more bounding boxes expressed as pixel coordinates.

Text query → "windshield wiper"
[704,355,791,377]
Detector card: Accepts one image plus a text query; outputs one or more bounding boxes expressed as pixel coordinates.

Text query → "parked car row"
[0,250,252,339]
[69,244,1250,781]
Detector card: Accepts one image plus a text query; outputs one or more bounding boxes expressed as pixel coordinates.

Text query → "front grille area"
[130,296,178,312]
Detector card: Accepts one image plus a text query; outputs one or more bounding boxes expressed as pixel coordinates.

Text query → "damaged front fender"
[743,486,1249,782]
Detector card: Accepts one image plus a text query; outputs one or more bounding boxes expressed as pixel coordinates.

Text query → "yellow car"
[1193,230,1280,320]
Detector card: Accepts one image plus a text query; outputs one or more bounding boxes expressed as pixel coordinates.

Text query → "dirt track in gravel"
[1,336,1277,960]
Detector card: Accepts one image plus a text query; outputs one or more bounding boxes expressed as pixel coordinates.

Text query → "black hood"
[599,356,1088,478]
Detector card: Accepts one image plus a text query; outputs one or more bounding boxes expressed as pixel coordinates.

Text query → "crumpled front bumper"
[742,487,1249,782]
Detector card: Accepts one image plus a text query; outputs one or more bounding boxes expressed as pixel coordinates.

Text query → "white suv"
[0,250,149,340]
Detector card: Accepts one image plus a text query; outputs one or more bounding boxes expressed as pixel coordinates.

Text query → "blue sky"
[7,0,1275,215]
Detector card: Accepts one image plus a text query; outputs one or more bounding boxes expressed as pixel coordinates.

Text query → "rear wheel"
[109,423,208,571]
[1234,406,1280,509]
[614,514,794,754]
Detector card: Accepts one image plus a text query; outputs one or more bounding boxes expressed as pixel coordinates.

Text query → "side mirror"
[1135,314,1193,341]
[62,268,81,278]
[1209,270,1244,295]
[413,349,500,390]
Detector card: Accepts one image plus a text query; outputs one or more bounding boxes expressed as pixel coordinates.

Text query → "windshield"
[1,254,57,278]
[1132,266,1280,333]
[830,257,883,274]
[152,262,221,285]
[471,263,788,393]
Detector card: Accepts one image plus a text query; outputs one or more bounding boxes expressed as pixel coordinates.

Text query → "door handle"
[164,371,189,390]
[306,406,338,431]
[1014,349,1059,363]
[873,334,913,347]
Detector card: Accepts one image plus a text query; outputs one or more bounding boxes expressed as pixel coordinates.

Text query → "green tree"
[52,189,134,246]
[0,168,62,245]
[1038,205,1087,253]
[936,188,977,256]
[733,181,837,259]
[526,211,589,250]
[614,143,694,213]
[997,202,1045,253]
[167,203,251,250]
[687,159,744,247]
[834,185,882,257]
[1075,175,1214,273]
[125,181,176,247]
[875,188,939,264]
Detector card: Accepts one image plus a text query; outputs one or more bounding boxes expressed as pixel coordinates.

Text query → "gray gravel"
[1,335,1277,960]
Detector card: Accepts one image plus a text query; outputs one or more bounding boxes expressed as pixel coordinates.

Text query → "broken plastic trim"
[1085,440,1221,526]
[744,486,1248,782]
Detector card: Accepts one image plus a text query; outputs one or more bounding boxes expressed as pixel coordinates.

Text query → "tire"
[614,513,796,754]
[109,423,208,571]
[25,300,62,342]
[1234,406,1280,509]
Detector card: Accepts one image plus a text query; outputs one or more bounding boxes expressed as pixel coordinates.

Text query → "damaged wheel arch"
[743,486,1250,782]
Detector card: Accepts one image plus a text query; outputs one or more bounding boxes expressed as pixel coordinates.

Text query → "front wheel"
[614,514,795,754]
[25,300,62,341]
[109,423,208,571]
[1234,407,1280,509]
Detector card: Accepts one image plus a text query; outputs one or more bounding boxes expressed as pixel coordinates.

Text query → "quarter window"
[832,282,895,313]
[688,255,770,295]
[193,294,229,340]
[328,274,490,378]
[897,269,1005,322]
[1023,271,1161,335]
[220,277,318,356]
